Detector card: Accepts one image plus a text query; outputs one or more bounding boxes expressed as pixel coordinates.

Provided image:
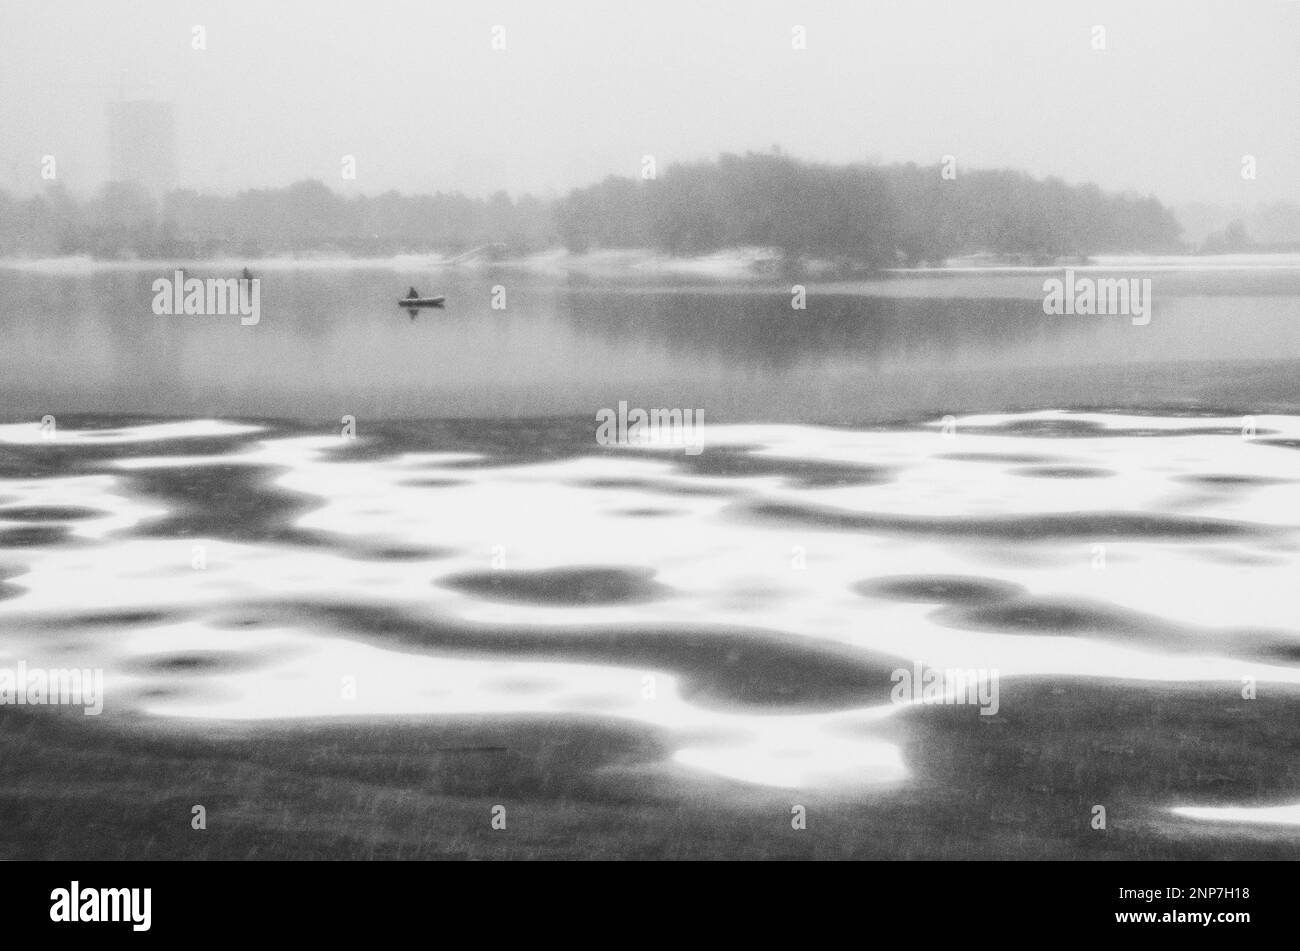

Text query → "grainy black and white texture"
[1,2,1298,860]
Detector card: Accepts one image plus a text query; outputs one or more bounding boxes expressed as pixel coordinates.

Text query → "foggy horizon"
[4,0,1300,897]
[3,0,1298,208]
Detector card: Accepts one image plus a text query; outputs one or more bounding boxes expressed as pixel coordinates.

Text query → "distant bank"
[5,248,1300,281]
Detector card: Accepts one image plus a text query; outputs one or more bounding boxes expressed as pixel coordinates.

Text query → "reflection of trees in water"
[0,271,1090,418]
[1,271,158,404]
[558,289,1052,371]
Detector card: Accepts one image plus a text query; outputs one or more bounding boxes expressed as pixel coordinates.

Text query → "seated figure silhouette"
[398,286,445,320]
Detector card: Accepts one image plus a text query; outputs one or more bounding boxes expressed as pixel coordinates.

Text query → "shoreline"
[4,248,1300,279]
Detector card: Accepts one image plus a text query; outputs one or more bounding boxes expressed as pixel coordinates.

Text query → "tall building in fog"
[106,101,177,195]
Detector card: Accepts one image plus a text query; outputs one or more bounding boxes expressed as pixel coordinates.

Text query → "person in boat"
[400,288,444,316]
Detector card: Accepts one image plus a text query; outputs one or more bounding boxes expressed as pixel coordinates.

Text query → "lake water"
[1,259,1299,858]
[4,260,1300,421]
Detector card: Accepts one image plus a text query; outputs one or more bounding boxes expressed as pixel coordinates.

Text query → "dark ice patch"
[0,506,106,521]
[12,609,178,630]
[854,575,1026,606]
[959,418,1254,439]
[935,596,1160,638]
[294,600,910,711]
[1015,466,1115,479]
[439,566,671,606]
[744,501,1267,540]
[1176,474,1292,488]
[130,651,262,675]
[345,544,455,562]
[0,563,25,602]
[574,477,737,498]
[0,526,74,548]
[673,446,891,488]
[940,452,1060,464]
[0,427,266,480]
[123,463,321,545]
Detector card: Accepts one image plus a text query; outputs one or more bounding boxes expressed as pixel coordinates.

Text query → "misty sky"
[2,0,1296,206]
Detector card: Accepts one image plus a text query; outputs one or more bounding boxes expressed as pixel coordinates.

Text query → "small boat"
[399,286,445,318]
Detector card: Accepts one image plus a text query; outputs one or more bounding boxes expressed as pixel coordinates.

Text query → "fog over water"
[3,262,1300,420]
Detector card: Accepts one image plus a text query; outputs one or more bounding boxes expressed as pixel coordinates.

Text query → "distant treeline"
[555,153,1183,266]
[0,153,1185,265]
[0,180,555,259]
